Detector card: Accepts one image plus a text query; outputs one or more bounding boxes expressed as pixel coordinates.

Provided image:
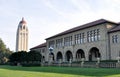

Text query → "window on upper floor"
[87,29,100,42]
[23,26,25,29]
[64,36,72,46]
[87,31,90,42]
[74,32,85,44]
[56,38,63,48]
[97,29,100,41]
[112,35,118,43]
[49,40,55,48]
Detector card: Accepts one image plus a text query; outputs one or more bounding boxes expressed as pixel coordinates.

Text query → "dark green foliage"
[9,51,27,63]
[9,50,42,66]
[101,60,117,62]
[0,38,13,64]
[28,50,42,62]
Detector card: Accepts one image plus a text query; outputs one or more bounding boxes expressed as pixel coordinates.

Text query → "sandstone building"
[31,19,120,62]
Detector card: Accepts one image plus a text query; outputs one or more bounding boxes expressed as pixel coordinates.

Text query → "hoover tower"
[16,18,28,52]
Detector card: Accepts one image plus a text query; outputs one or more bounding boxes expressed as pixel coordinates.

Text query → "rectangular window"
[82,33,85,43]
[112,36,114,43]
[87,31,90,42]
[115,35,118,43]
[77,34,80,44]
[94,30,97,41]
[64,36,72,46]
[112,35,118,43]
[75,32,85,44]
[74,35,77,44]
[90,31,92,42]
[49,40,55,48]
[91,31,94,42]
[87,29,100,43]
[97,29,100,41]
[56,38,63,48]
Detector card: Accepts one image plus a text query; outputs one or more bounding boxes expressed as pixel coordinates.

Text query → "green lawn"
[0,65,120,77]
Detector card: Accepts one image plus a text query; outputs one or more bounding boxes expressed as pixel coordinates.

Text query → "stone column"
[73,51,76,62]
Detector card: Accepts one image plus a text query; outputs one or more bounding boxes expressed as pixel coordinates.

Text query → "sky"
[1,0,120,51]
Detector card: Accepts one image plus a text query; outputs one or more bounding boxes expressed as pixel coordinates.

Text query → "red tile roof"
[109,25,120,33]
[46,19,117,40]
[30,42,46,50]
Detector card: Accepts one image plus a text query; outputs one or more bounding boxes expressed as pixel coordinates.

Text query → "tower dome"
[19,17,27,24]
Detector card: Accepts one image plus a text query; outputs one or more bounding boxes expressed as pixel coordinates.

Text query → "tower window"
[23,26,25,29]
[20,25,22,30]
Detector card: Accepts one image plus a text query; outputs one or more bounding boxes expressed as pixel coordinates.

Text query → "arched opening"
[65,51,73,62]
[56,52,63,61]
[89,47,101,61]
[76,49,85,61]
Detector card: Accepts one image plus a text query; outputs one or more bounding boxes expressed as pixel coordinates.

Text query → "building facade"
[16,18,28,52]
[31,19,120,62]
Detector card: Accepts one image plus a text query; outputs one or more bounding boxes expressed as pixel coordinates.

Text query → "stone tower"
[16,18,28,52]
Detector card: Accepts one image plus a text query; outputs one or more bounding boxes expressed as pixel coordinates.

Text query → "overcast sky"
[0,0,120,51]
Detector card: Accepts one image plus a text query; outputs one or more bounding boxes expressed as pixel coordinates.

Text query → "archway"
[76,49,85,61]
[89,47,101,61]
[65,51,73,61]
[56,52,63,61]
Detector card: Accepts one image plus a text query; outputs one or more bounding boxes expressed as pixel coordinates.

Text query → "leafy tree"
[9,51,27,63]
[9,50,42,66]
[0,38,6,52]
[28,50,42,62]
[0,38,13,63]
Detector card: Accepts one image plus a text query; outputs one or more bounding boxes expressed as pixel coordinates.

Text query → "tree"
[28,50,42,62]
[9,50,42,66]
[9,51,27,65]
[0,38,13,63]
[0,38,6,52]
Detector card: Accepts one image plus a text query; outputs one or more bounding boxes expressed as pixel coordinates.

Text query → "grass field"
[0,65,120,77]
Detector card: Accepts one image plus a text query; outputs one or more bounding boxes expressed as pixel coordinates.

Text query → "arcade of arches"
[50,47,101,62]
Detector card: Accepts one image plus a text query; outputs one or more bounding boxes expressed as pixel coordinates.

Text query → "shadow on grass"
[0,65,120,76]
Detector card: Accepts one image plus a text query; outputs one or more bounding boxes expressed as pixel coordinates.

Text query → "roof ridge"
[30,42,46,50]
[109,24,120,33]
[46,19,117,40]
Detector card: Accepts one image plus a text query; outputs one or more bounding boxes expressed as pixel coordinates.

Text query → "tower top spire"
[22,17,24,21]
[20,17,27,24]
